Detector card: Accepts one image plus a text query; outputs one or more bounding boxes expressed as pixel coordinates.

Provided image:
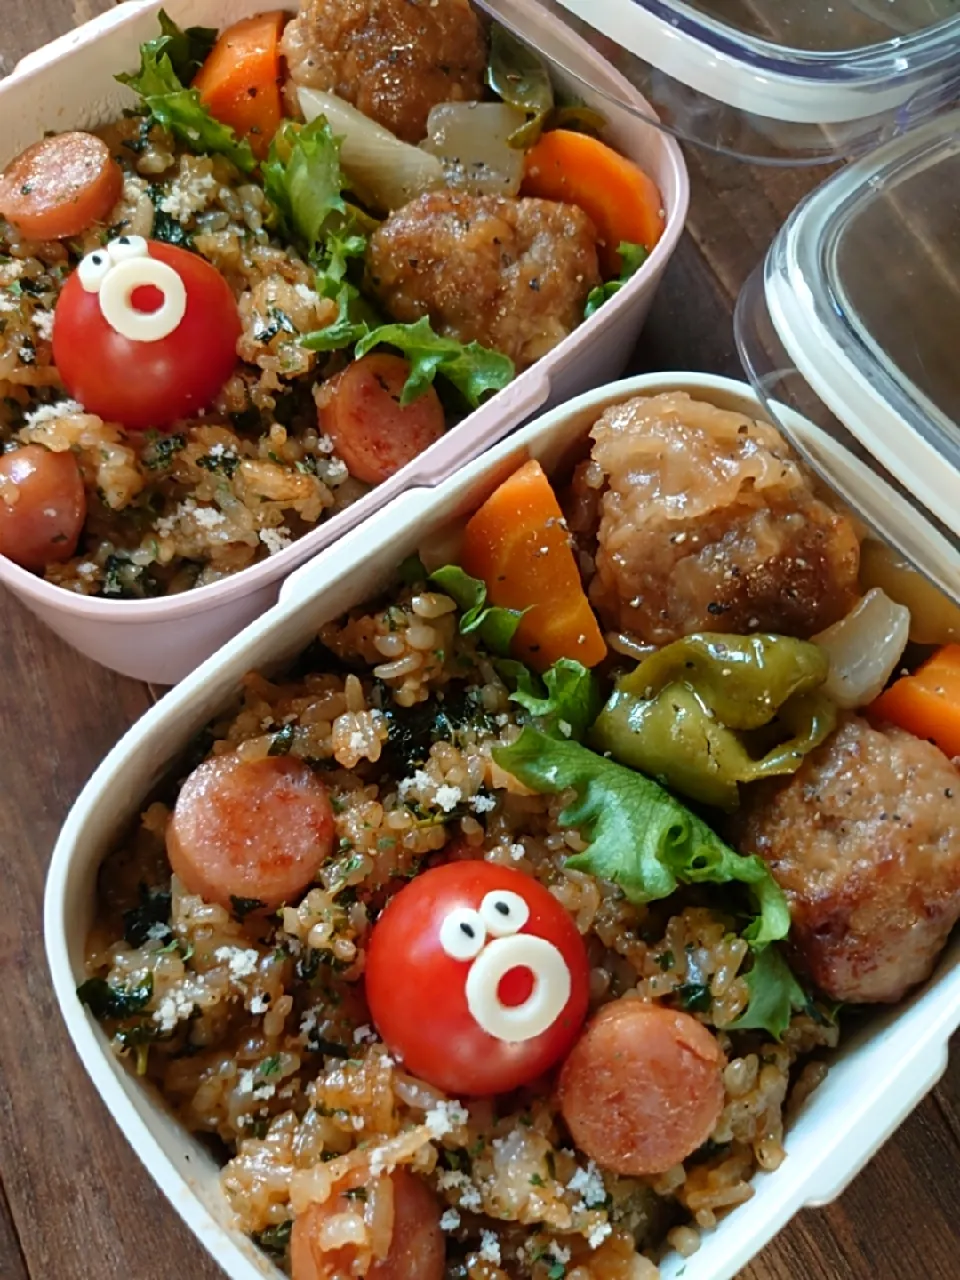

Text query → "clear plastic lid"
[475,0,960,162]
[735,109,960,602]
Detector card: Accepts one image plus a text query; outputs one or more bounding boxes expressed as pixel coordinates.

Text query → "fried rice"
[84,579,838,1278]
[0,120,368,597]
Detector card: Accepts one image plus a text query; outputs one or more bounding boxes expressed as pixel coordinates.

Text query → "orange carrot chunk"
[521,129,664,276]
[869,643,960,759]
[193,11,286,161]
[460,458,607,672]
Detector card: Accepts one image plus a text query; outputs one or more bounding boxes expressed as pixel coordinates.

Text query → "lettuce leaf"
[726,945,806,1040]
[493,728,790,944]
[301,231,382,351]
[262,118,346,258]
[319,232,368,294]
[301,285,369,353]
[151,9,216,84]
[584,242,649,319]
[429,565,525,657]
[355,317,514,408]
[502,658,601,742]
[117,18,254,173]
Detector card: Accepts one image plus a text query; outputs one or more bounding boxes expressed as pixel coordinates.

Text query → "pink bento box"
[0,0,688,683]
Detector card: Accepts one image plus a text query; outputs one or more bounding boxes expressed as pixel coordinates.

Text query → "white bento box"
[45,371,960,1280]
[0,0,688,684]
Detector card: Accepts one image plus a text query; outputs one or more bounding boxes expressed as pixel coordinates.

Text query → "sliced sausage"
[558,1000,725,1176]
[0,132,123,241]
[316,353,445,485]
[167,752,335,910]
[0,445,86,570]
[291,1168,444,1280]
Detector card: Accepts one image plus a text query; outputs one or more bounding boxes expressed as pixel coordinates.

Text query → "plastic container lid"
[735,109,960,603]
[475,0,960,162]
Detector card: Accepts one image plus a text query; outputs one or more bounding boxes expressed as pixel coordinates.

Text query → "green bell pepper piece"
[592,633,836,811]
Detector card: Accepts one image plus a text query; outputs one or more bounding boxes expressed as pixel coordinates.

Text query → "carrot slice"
[459,459,607,672]
[869,644,960,758]
[521,129,664,276]
[193,12,286,161]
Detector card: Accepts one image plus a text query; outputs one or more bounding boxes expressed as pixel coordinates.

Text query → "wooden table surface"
[1,4,958,1279]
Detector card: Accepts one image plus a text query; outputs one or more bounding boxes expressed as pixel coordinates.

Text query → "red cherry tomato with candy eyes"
[365,861,590,1096]
[53,237,241,431]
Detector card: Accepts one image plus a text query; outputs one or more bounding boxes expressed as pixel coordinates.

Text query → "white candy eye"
[479,890,529,938]
[106,234,148,263]
[438,907,486,961]
[77,250,112,292]
[97,256,187,344]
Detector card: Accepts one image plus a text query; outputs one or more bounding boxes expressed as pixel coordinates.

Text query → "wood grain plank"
[0,591,223,1280]
[1,0,112,72]
[0,1180,29,1280]
[743,1041,960,1280]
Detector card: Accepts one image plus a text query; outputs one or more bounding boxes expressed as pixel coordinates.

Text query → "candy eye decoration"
[53,237,242,432]
[77,238,187,343]
[438,906,487,960]
[105,234,148,263]
[365,861,591,1097]
[479,889,530,937]
[76,249,112,292]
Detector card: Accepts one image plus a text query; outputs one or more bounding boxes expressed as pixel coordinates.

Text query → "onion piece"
[814,588,910,710]
[298,86,445,214]
[422,102,529,196]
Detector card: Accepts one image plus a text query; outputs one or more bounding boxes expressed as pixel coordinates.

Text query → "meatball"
[734,714,960,1004]
[366,192,600,371]
[574,392,860,646]
[281,0,487,143]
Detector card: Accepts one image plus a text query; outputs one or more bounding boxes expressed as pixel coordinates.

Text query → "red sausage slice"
[317,353,445,485]
[0,445,86,570]
[0,133,123,241]
[291,1168,444,1280]
[167,753,335,910]
[559,1000,726,1176]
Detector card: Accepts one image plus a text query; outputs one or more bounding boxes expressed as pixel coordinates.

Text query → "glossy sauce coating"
[281,0,486,143]
[167,752,335,910]
[576,392,860,646]
[366,192,600,371]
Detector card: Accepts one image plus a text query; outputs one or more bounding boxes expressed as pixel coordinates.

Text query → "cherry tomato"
[0,445,85,570]
[53,238,241,431]
[365,861,590,1096]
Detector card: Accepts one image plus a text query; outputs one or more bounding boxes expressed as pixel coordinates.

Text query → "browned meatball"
[366,192,600,371]
[734,714,960,1004]
[573,392,860,646]
[281,0,487,143]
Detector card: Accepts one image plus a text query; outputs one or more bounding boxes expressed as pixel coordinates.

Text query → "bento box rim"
[0,0,689,621]
[45,369,960,1280]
